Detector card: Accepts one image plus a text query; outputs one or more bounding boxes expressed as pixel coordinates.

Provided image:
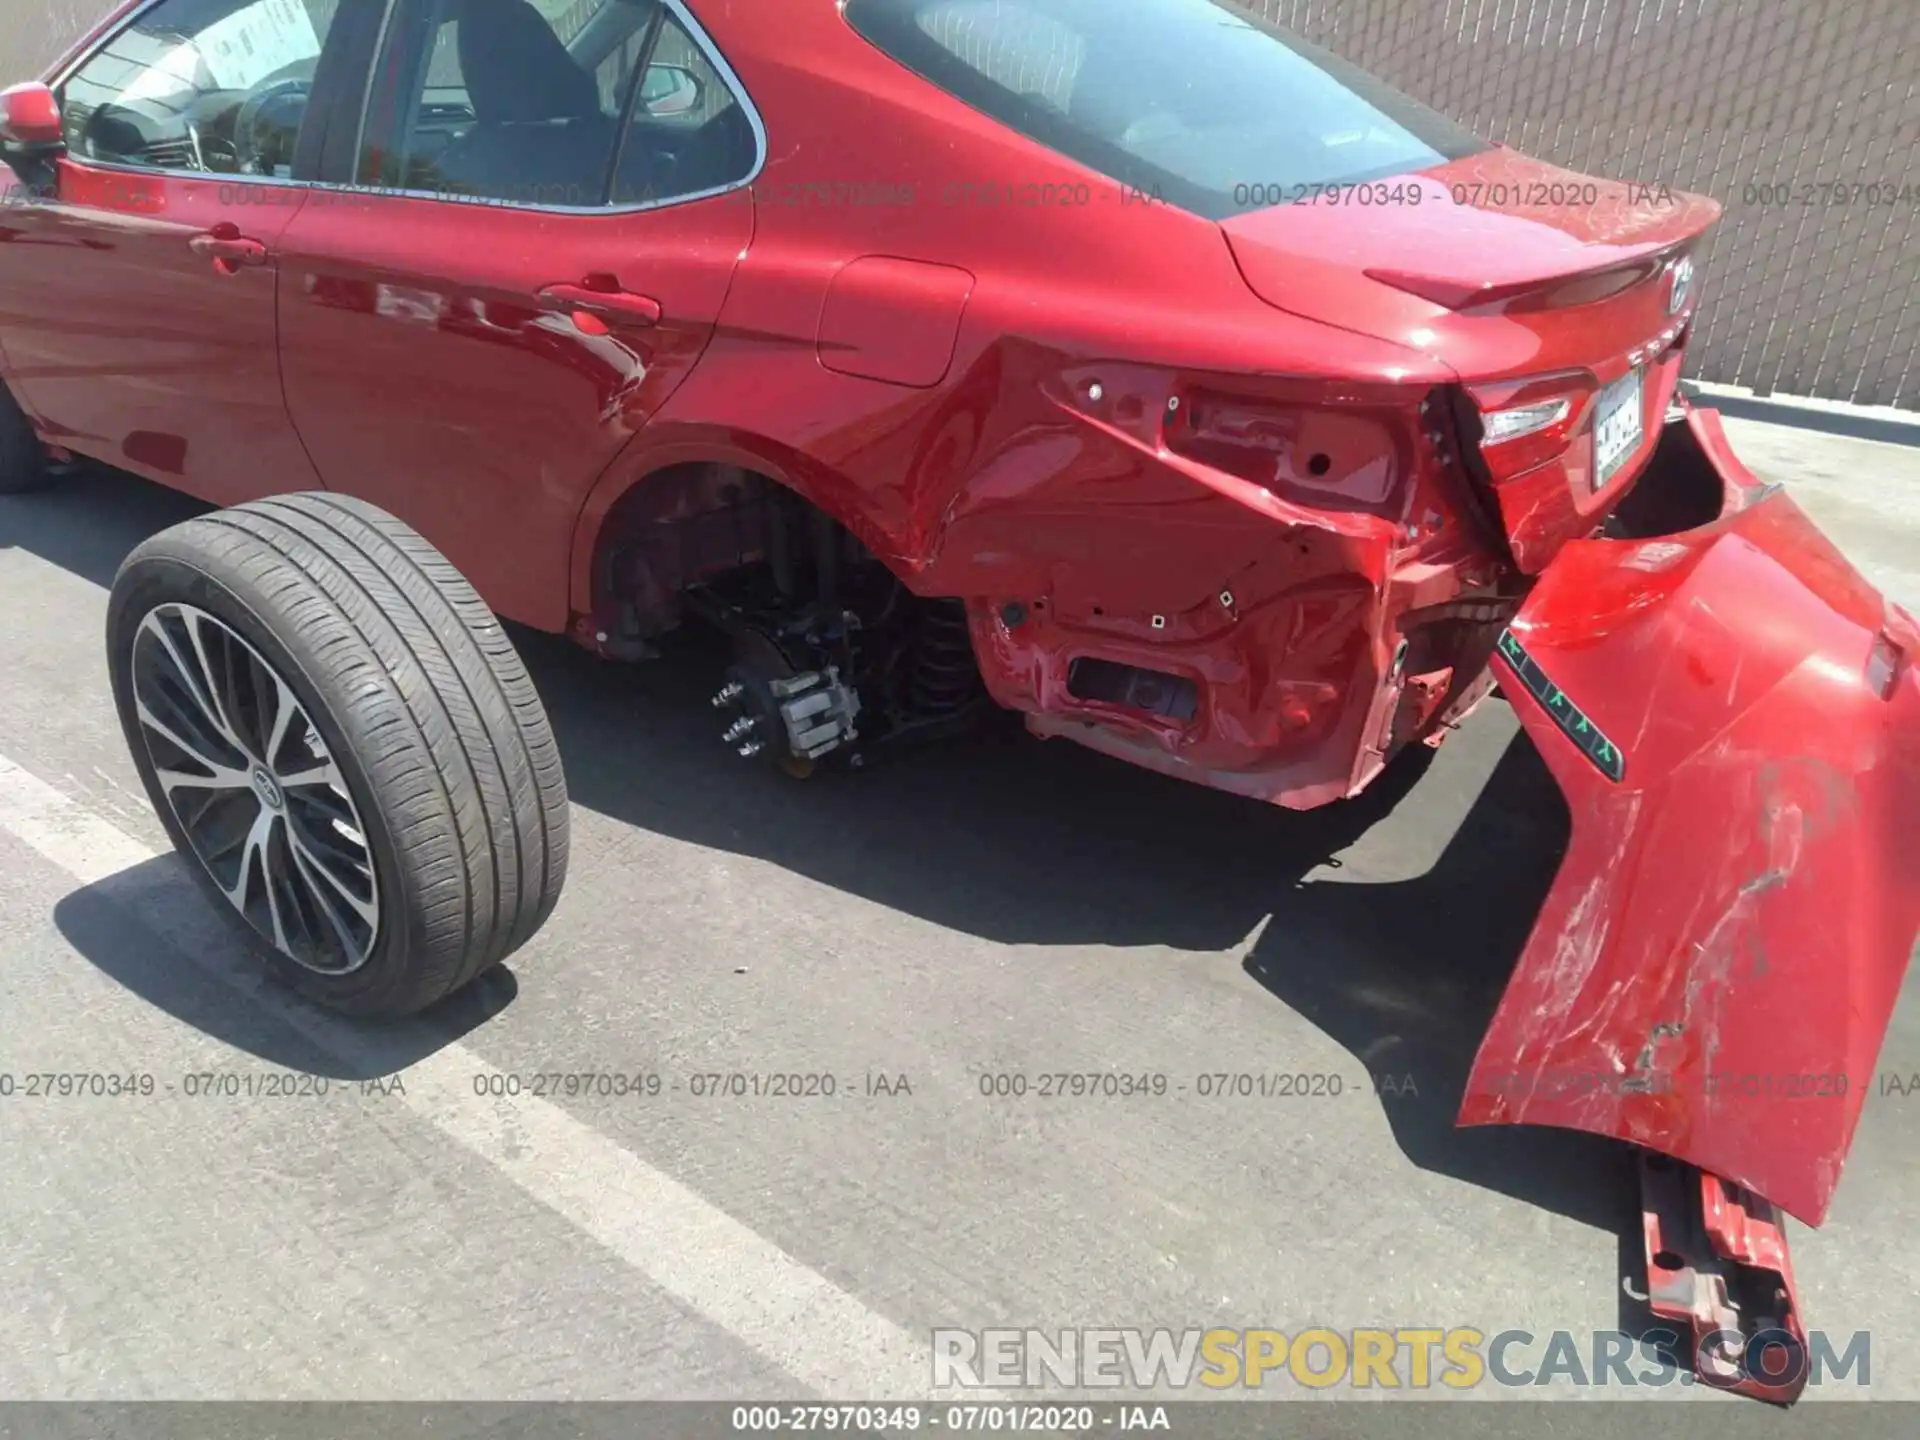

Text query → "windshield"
[843,0,1487,220]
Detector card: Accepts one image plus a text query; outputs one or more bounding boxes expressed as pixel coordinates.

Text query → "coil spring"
[905,599,981,719]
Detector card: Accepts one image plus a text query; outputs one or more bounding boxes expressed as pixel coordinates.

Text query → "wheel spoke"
[180,608,248,753]
[262,665,303,772]
[142,610,226,740]
[289,779,356,831]
[154,765,255,797]
[277,758,343,791]
[132,602,379,976]
[258,818,295,955]
[287,835,369,961]
[220,803,274,910]
[285,819,377,928]
[136,697,254,792]
[137,609,250,773]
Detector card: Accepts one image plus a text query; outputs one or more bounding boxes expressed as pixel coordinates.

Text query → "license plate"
[1592,367,1644,487]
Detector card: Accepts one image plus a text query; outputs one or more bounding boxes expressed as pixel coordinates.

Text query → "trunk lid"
[1220,147,1723,571]
[1219,146,1720,367]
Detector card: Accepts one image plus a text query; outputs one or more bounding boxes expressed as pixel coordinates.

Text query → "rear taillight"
[1465,372,1598,483]
[1482,398,1569,445]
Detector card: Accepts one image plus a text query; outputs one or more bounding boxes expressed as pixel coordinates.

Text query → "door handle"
[189,222,268,273]
[537,279,662,327]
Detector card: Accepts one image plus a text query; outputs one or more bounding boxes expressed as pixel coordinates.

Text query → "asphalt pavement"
[0,416,1916,1419]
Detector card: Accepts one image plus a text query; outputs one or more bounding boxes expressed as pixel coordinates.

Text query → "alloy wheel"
[128,603,380,974]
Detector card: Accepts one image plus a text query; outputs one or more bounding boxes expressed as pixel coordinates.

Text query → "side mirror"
[0,82,64,188]
[640,64,702,119]
[1,83,63,149]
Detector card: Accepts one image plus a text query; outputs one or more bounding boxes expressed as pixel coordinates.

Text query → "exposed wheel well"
[587,460,908,650]
[585,459,989,759]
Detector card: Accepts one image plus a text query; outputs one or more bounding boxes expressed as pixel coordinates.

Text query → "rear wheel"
[106,492,570,1016]
[0,381,50,494]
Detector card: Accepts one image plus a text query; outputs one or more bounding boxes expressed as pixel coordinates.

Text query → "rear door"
[0,0,375,507]
[274,0,758,630]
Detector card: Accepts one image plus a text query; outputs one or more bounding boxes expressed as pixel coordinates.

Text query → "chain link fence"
[1255,0,1919,407]
[10,0,1916,404]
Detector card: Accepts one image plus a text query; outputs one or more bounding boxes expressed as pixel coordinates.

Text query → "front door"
[275,0,759,629]
[0,0,361,507]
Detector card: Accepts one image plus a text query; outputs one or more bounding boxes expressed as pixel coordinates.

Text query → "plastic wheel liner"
[1459,404,1920,1231]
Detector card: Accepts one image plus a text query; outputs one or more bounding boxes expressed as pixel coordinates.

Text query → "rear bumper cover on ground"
[1460,406,1920,1227]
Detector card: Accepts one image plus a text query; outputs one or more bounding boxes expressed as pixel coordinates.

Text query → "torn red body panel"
[1461,406,1920,1227]
[1640,1154,1808,1403]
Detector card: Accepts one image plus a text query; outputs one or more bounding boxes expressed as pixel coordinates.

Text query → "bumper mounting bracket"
[1639,1151,1808,1403]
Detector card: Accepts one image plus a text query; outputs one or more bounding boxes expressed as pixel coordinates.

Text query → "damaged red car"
[2,0,1914,1399]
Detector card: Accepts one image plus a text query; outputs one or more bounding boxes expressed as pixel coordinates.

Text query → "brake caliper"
[713,664,862,766]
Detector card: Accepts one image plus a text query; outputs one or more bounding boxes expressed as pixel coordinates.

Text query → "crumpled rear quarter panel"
[1460,409,1920,1226]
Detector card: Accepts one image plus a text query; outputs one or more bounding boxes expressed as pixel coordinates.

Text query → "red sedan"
[1,0,1914,1396]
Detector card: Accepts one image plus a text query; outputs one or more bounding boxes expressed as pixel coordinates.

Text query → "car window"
[59,0,341,177]
[354,0,753,210]
[842,0,1488,220]
[609,9,758,205]
[415,0,640,111]
[356,0,642,207]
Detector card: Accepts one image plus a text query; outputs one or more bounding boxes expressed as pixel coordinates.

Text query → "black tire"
[0,380,50,494]
[106,492,570,1017]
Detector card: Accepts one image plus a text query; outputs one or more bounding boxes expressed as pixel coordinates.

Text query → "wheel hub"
[711,663,862,765]
[250,766,284,811]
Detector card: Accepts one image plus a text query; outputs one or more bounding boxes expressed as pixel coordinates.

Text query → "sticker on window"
[115,0,321,108]
[196,0,321,92]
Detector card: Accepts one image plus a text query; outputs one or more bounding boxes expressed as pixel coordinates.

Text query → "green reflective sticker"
[1496,629,1626,782]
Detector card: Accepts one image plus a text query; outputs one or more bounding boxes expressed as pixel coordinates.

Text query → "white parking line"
[0,750,940,1401]
[0,755,154,884]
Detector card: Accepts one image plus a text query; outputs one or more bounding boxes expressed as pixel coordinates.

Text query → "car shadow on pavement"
[51,852,518,1078]
[1233,733,1641,1241]
[508,619,1641,1239]
[11,463,1639,1248]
